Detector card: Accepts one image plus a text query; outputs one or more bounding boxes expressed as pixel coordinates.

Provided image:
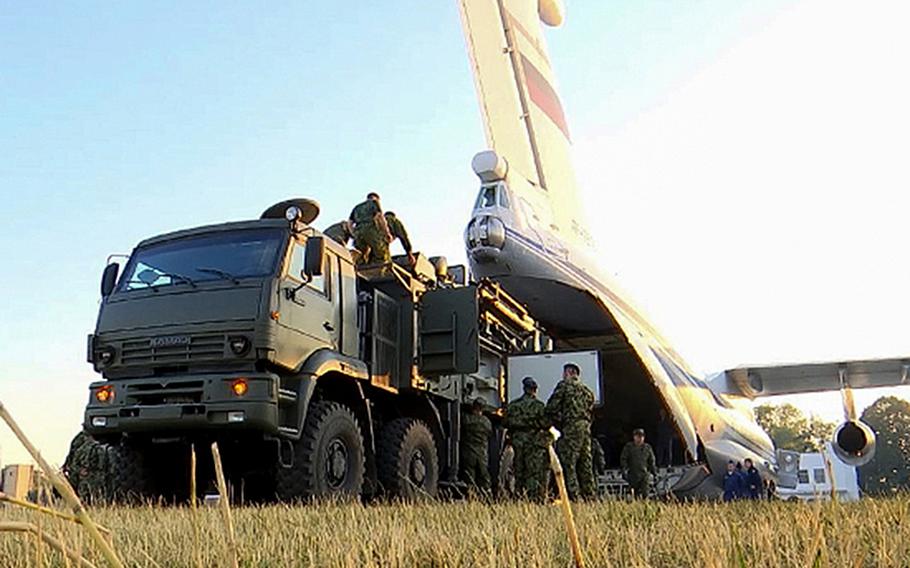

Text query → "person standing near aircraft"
[723,461,744,502]
[743,458,763,499]
[545,363,596,500]
[349,192,392,264]
[460,398,492,495]
[620,428,657,499]
[384,211,416,266]
[504,377,551,501]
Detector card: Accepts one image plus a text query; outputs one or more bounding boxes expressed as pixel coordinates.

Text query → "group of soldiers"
[460,362,660,501]
[323,192,414,266]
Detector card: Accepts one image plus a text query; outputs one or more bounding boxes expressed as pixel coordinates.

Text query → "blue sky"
[2,1,908,464]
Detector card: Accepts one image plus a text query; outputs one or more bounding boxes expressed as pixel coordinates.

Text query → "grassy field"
[1,496,909,567]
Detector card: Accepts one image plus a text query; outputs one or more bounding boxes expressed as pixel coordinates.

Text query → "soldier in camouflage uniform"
[384,211,416,266]
[620,428,657,498]
[545,363,596,500]
[63,431,111,503]
[504,377,551,502]
[460,398,492,494]
[349,192,392,265]
[323,219,354,246]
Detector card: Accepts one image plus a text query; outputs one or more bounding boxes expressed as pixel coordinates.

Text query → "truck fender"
[297,348,369,381]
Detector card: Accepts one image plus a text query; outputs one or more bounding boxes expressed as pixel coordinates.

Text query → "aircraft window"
[797,470,810,484]
[475,186,497,209]
[813,468,826,484]
[498,186,511,209]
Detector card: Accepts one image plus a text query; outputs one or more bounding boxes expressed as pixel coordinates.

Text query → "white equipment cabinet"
[506,350,601,404]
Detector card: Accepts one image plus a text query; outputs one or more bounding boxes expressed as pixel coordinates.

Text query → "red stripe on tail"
[521,54,571,141]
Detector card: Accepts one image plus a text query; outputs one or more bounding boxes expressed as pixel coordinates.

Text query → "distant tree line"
[755,396,910,495]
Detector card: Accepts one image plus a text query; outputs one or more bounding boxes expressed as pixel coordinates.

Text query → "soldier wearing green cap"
[546,362,596,500]
[323,219,354,247]
[349,192,392,264]
[384,211,416,266]
[504,377,551,501]
[460,398,492,494]
[620,427,657,498]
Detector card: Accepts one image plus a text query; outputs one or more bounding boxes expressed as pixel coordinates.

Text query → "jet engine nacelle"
[831,420,876,466]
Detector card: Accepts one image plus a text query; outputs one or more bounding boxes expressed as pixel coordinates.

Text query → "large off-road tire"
[377,418,439,500]
[276,400,365,501]
[108,442,155,504]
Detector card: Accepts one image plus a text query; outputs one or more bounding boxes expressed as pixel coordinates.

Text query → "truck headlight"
[95,346,116,366]
[228,336,251,356]
[95,385,115,403]
[91,416,108,427]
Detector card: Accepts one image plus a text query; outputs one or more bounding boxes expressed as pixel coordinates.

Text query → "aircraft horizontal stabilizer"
[715,357,910,399]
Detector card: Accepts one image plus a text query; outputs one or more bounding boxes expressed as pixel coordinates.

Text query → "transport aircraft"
[456,0,907,497]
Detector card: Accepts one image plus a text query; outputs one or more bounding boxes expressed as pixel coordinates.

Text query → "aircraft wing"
[713,357,910,399]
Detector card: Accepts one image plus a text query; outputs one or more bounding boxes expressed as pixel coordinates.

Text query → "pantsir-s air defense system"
[81,199,543,501]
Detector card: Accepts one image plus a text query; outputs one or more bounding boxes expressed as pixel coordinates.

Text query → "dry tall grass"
[1,497,908,567]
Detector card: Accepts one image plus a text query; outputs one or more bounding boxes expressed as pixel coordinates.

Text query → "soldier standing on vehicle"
[504,377,551,502]
[620,428,657,499]
[460,398,492,495]
[545,363,596,500]
[384,211,416,266]
[349,192,392,264]
[323,219,354,247]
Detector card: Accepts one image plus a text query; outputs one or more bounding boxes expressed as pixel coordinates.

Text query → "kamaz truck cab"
[81,199,541,502]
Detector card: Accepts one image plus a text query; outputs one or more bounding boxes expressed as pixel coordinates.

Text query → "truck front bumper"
[84,372,280,437]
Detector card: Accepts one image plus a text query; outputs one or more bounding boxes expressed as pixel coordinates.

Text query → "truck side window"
[289,243,331,299]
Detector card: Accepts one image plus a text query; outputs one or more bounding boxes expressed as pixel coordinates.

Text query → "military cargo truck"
[79,199,542,502]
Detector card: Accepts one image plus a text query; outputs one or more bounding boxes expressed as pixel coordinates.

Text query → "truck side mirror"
[303,237,325,278]
[101,263,120,297]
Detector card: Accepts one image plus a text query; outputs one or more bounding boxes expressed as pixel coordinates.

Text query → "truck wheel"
[378,418,439,500]
[276,400,365,501]
[109,442,155,504]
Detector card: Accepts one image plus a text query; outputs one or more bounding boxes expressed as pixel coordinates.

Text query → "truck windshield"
[118,229,285,291]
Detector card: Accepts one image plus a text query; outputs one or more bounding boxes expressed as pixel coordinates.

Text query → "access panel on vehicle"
[418,286,480,376]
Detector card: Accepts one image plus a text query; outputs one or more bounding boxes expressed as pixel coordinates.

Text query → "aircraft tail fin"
[458,0,587,245]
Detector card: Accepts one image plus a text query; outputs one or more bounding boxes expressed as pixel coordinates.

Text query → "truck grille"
[120,333,227,365]
[125,380,205,406]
